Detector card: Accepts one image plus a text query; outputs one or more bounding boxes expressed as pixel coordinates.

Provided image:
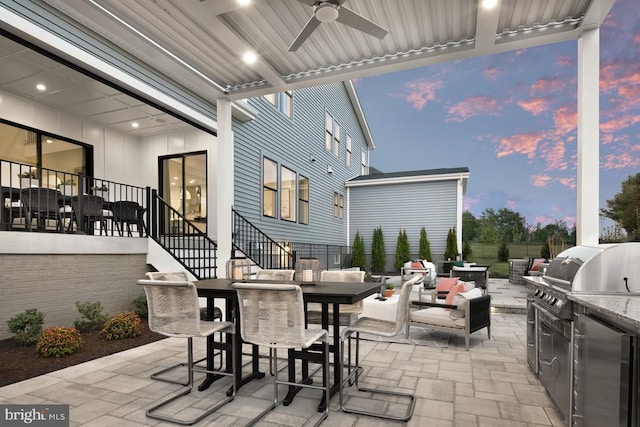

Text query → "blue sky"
[355,0,640,232]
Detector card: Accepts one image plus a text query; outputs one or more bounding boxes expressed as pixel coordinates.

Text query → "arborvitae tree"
[351,231,365,270]
[498,241,510,262]
[394,229,410,271]
[541,240,551,259]
[370,226,386,273]
[419,227,432,261]
[444,228,459,260]
[462,240,472,261]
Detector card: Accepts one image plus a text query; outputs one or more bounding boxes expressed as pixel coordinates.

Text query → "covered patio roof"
[1,0,615,102]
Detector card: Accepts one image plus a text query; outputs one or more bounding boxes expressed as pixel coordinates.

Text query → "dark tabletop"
[196,278,382,305]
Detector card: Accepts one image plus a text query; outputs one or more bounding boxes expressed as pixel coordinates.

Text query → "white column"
[577,28,600,246]
[456,178,463,256]
[216,98,234,277]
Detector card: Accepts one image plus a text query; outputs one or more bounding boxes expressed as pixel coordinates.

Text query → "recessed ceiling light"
[189,179,196,184]
[482,0,499,9]
[173,176,178,180]
[242,51,257,65]
[46,139,53,144]
[36,83,46,91]
[131,122,139,128]
[237,0,251,6]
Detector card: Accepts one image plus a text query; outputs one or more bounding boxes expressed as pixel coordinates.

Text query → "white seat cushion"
[410,307,465,328]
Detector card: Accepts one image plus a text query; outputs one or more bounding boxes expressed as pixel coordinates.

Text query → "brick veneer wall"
[0,254,149,340]
[509,259,530,286]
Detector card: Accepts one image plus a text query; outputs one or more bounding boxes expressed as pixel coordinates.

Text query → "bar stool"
[144,271,223,384]
[232,282,330,427]
[137,278,236,425]
[339,275,421,422]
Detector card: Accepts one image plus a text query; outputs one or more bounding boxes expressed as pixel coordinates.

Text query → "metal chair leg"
[146,334,236,425]
[339,331,416,422]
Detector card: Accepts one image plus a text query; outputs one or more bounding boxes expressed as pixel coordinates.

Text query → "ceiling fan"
[288,0,388,51]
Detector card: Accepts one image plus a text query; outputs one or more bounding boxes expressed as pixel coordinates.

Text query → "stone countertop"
[569,293,640,330]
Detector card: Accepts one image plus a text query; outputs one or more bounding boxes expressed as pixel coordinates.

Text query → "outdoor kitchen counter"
[569,294,640,330]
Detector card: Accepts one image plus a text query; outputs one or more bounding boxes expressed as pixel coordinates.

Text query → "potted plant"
[91,184,109,199]
[384,282,395,298]
[57,178,77,196]
[17,170,38,188]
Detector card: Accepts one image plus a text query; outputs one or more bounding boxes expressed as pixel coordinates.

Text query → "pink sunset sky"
[356,0,640,232]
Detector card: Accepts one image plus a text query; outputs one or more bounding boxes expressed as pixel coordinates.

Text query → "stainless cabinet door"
[573,313,634,427]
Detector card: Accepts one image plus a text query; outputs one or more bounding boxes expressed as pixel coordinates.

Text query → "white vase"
[20,178,39,188]
[58,185,76,196]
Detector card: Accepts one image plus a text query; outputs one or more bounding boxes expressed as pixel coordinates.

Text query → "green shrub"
[463,241,473,261]
[394,229,410,271]
[7,308,44,346]
[370,226,386,273]
[101,311,141,340]
[36,327,82,358]
[419,227,432,261]
[497,241,510,262]
[351,231,366,270]
[444,228,459,260]
[132,295,148,319]
[74,301,107,332]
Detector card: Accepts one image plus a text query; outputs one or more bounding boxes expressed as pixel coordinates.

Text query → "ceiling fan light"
[315,3,339,22]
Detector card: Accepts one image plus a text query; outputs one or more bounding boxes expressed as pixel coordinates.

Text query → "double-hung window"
[325,112,340,157]
[264,91,293,118]
[346,134,352,167]
[280,166,296,222]
[333,192,344,219]
[299,176,309,225]
[263,158,277,218]
[361,150,367,175]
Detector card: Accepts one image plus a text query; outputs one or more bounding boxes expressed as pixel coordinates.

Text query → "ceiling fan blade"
[335,6,388,39]
[295,0,320,6]
[288,15,322,51]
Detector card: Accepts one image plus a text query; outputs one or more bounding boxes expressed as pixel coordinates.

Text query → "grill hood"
[544,243,640,294]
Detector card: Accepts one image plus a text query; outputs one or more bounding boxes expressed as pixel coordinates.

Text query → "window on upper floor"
[281,165,297,222]
[263,157,277,218]
[264,91,293,118]
[299,176,309,225]
[346,134,352,167]
[325,112,340,157]
[333,192,344,219]
[361,150,367,175]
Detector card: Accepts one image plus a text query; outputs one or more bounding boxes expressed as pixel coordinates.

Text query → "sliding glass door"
[159,152,207,233]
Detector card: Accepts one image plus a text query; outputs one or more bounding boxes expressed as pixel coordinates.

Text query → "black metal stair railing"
[232,208,295,269]
[149,190,217,279]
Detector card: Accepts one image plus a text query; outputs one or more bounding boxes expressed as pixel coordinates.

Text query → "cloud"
[397,78,443,110]
[540,140,568,171]
[531,174,552,187]
[517,98,549,115]
[552,104,577,135]
[555,55,573,67]
[530,77,566,95]
[557,177,576,189]
[505,199,517,209]
[445,95,501,122]
[496,131,544,158]
[483,68,500,81]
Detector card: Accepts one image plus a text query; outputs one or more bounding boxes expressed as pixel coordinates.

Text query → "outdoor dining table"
[195,278,382,410]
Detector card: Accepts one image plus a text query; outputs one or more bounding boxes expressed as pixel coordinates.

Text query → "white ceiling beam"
[175,0,285,89]
[474,1,501,52]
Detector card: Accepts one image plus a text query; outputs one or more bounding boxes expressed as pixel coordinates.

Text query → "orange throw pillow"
[436,277,458,292]
[445,283,466,307]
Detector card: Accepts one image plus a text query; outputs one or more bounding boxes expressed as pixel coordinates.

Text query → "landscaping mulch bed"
[0,321,165,387]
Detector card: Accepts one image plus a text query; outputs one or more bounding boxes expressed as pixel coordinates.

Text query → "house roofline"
[346,167,470,193]
[344,81,375,150]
